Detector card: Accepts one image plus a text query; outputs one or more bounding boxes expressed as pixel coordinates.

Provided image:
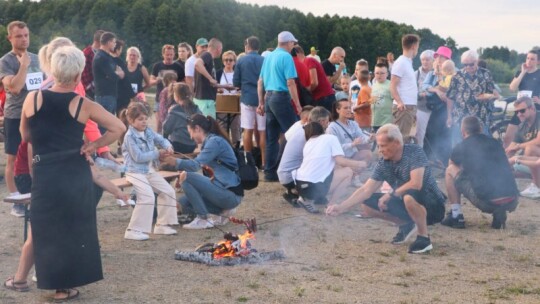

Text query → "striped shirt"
[371,144,446,205]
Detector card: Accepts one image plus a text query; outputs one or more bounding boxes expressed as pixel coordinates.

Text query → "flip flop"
[54,289,79,302]
[4,277,30,292]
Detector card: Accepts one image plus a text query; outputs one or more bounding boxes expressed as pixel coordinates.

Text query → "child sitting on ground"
[121,102,178,241]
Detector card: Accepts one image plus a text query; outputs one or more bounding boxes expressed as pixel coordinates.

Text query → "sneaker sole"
[409,244,433,254]
[392,225,417,245]
[520,193,540,199]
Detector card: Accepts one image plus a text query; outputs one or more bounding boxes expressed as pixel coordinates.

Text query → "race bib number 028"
[26,72,44,91]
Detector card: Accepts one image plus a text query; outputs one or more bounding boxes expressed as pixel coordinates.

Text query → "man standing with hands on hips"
[391,34,420,137]
[0,21,43,217]
[257,31,301,182]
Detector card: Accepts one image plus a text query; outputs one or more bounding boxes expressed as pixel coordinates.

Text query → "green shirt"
[371,80,392,127]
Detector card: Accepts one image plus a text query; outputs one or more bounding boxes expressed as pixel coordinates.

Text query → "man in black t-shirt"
[151,44,185,101]
[321,47,346,87]
[504,50,540,146]
[93,32,124,126]
[327,124,445,254]
[193,38,222,119]
[445,116,519,230]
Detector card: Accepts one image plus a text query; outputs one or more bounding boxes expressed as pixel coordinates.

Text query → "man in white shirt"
[390,34,420,137]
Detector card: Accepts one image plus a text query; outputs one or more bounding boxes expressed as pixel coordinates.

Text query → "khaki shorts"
[392,105,417,136]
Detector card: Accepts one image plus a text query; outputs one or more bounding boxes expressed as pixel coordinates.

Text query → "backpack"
[218,149,259,190]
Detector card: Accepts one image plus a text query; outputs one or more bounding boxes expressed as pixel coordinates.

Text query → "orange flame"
[212,230,255,259]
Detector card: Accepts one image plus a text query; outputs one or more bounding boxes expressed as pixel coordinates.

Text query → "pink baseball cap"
[434,46,452,59]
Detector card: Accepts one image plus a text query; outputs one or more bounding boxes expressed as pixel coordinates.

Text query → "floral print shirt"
[446,67,496,125]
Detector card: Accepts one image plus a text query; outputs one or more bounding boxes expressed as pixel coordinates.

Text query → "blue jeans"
[95,95,117,134]
[264,91,298,176]
[179,172,242,218]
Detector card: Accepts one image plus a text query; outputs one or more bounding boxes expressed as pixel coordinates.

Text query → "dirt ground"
[1,122,540,303]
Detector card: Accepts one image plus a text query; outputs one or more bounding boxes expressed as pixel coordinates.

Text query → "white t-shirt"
[184,55,197,77]
[391,55,418,106]
[278,123,306,184]
[295,134,344,183]
[220,71,237,95]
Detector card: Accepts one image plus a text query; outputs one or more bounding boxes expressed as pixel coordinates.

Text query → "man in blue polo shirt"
[257,31,301,181]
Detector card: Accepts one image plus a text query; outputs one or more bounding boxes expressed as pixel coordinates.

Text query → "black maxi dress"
[30,90,103,289]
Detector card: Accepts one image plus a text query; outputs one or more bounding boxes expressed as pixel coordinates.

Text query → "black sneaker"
[408,235,433,254]
[491,209,507,229]
[391,222,417,245]
[264,172,279,182]
[441,212,466,229]
[282,192,301,208]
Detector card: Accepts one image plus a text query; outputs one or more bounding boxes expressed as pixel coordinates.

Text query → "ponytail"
[118,108,129,145]
[188,114,232,146]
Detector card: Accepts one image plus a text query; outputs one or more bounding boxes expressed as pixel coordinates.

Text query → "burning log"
[174,250,285,266]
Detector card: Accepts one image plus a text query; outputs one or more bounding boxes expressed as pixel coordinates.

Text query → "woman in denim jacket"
[165,114,243,229]
[121,102,178,240]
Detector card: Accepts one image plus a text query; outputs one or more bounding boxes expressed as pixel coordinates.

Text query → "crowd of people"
[1,19,539,301]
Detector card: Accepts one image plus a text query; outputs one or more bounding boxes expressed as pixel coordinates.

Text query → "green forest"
[0,0,529,82]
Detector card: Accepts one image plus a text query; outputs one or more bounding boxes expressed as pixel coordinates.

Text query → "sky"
[237,0,539,53]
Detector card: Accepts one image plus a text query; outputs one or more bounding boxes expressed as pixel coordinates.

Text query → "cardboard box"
[216,94,240,113]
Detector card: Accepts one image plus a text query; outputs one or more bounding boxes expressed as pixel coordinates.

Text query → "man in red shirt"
[81,30,104,99]
[293,46,336,112]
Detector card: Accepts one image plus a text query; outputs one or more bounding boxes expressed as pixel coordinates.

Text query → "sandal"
[54,288,79,302]
[4,276,30,292]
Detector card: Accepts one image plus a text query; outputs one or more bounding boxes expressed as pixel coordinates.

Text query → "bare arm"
[194,58,217,85]
[334,155,366,171]
[309,68,318,91]
[90,166,129,201]
[390,75,403,106]
[141,66,153,90]
[27,143,33,177]
[394,167,424,196]
[326,178,382,215]
[3,52,31,95]
[509,64,526,92]
[328,62,345,84]
[287,78,301,114]
[79,99,126,151]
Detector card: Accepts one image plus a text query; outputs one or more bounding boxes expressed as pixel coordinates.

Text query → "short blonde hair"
[51,46,85,85]
[441,60,456,76]
[39,37,74,73]
[126,47,142,64]
[376,123,403,145]
[222,50,237,61]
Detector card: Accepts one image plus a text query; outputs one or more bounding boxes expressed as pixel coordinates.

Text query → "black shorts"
[4,118,21,155]
[296,172,334,205]
[14,173,32,194]
[363,190,445,224]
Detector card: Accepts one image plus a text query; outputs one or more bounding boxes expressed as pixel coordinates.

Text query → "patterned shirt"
[81,45,96,91]
[371,144,446,205]
[446,67,496,125]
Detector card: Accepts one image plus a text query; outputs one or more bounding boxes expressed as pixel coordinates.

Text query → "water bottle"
[94,157,126,173]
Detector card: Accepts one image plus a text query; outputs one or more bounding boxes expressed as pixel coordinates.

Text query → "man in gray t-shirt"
[0,21,42,214]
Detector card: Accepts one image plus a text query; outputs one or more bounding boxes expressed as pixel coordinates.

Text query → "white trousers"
[415,110,431,148]
[126,172,178,233]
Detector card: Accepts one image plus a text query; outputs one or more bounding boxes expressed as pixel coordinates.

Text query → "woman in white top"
[295,122,366,213]
[216,50,241,147]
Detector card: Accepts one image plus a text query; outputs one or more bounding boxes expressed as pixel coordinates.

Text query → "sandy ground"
[1,121,540,303]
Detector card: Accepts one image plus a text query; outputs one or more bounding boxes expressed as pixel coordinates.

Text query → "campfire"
[175,217,285,266]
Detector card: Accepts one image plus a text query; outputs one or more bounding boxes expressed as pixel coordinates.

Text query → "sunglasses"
[462,62,475,67]
[223,59,234,62]
[515,108,528,114]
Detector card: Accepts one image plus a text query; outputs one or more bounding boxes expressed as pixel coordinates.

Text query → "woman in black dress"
[20,46,125,301]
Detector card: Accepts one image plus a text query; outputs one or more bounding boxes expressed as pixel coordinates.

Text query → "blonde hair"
[50,46,85,85]
[39,37,74,73]
[126,47,142,64]
[441,60,456,76]
[222,50,237,61]
[376,124,403,145]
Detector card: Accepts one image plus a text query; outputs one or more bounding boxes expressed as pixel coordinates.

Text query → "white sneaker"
[209,214,229,226]
[520,183,540,198]
[10,204,25,218]
[182,217,214,229]
[124,229,149,241]
[153,225,177,235]
[351,175,364,188]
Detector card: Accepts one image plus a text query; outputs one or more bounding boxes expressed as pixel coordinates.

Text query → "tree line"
[0,0,530,83]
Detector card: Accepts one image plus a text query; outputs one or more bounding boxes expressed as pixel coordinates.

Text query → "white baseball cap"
[277,31,298,43]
